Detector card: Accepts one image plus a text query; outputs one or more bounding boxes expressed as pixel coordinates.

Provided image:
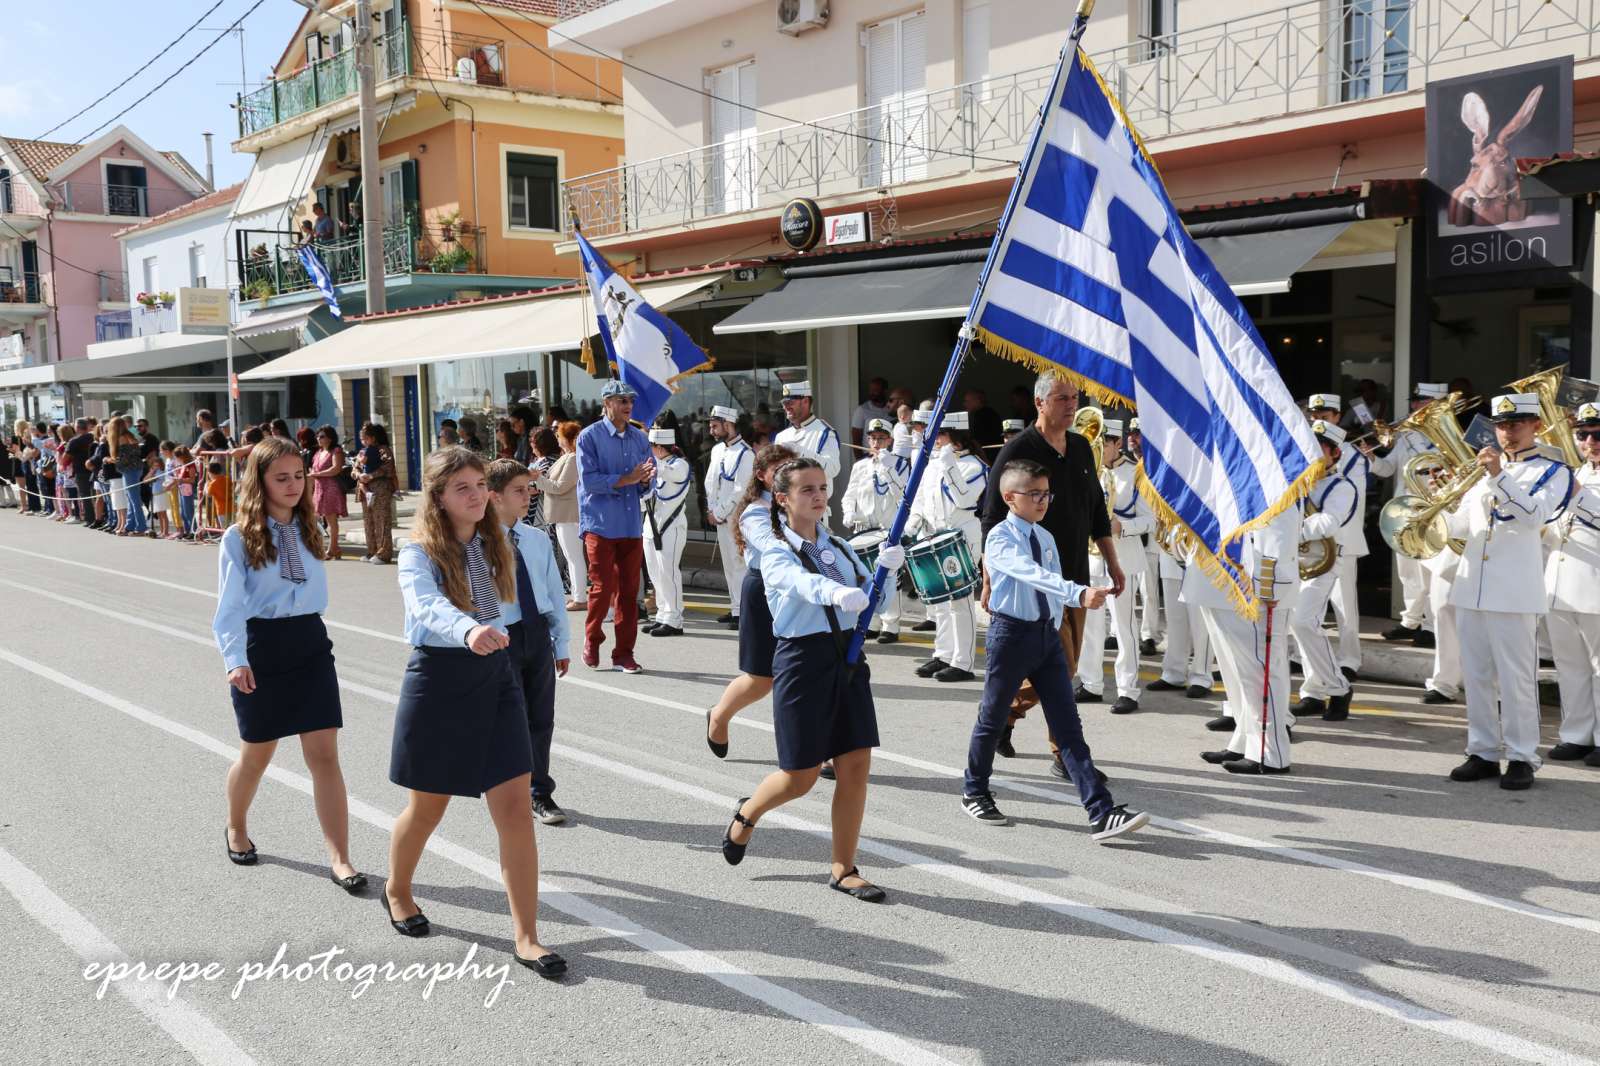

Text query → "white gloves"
[877,544,906,573]
[831,586,870,613]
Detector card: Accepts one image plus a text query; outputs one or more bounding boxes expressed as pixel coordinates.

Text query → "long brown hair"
[237,436,323,568]
[731,444,798,555]
[105,416,128,461]
[413,446,515,612]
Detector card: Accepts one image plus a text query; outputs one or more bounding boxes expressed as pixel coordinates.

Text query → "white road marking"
[10,552,1598,935]
[0,646,957,1066]
[0,843,257,1066]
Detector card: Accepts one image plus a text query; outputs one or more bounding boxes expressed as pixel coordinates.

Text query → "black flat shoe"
[1201,749,1244,764]
[515,951,568,978]
[875,632,898,644]
[1185,684,1212,699]
[331,870,368,894]
[225,827,257,866]
[705,709,728,759]
[381,893,430,937]
[722,798,756,866]
[1223,759,1290,775]
[829,866,886,903]
[1204,715,1236,732]
[1145,679,1183,692]
[818,762,836,780]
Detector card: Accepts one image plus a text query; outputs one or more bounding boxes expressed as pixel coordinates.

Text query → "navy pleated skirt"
[389,645,533,798]
[230,615,343,743]
[770,633,879,771]
[737,569,777,678]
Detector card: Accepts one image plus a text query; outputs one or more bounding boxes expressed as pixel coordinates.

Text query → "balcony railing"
[563,0,1600,239]
[51,182,194,218]
[236,22,411,138]
[238,221,417,300]
[0,268,43,305]
[95,309,133,343]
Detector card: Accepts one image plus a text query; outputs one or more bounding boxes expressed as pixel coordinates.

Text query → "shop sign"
[1427,57,1573,275]
[178,287,231,335]
[824,211,871,246]
[780,198,823,252]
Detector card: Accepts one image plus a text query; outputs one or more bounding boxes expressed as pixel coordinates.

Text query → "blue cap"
[600,379,636,399]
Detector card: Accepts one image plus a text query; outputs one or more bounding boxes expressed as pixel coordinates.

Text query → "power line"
[30,0,232,142]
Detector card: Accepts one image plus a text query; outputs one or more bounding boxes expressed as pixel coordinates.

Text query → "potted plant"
[245,277,275,307]
[429,245,473,273]
[436,209,460,242]
[158,290,176,309]
[135,291,159,310]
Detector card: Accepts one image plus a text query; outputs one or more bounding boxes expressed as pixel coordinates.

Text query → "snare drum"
[848,529,887,572]
[906,530,978,604]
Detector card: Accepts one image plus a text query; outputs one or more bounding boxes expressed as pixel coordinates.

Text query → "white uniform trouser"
[1396,553,1432,631]
[715,520,746,617]
[1329,554,1362,671]
[1158,576,1212,688]
[933,594,976,670]
[1139,541,1163,641]
[874,582,902,635]
[1202,603,1294,768]
[1549,609,1600,746]
[1102,536,1148,698]
[1077,553,1111,694]
[1291,566,1350,700]
[643,519,686,627]
[554,522,588,601]
[1426,567,1462,699]
[1456,607,1543,767]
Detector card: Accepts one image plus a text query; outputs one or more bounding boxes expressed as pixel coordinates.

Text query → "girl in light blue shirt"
[212,437,364,892]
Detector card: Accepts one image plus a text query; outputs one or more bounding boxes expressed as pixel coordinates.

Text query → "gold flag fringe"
[1078,52,1165,184]
[973,326,1132,411]
[1132,465,1260,621]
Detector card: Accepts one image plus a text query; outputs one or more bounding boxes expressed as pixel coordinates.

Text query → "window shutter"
[899,11,927,96]
[961,0,990,85]
[400,160,420,231]
[864,20,897,107]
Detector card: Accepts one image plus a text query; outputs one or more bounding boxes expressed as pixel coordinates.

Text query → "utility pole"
[354,0,389,428]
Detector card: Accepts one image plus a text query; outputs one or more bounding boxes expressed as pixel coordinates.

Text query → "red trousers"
[584,533,644,660]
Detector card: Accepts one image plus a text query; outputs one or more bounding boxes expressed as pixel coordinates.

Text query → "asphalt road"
[2,516,1597,1066]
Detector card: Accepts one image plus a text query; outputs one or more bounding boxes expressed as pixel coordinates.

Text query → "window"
[864,9,928,185]
[141,256,159,296]
[961,0,989,86]
[1339,0,1409,102]
[189,245,207,288]
[707,60,757,214]
[506,153,559,231]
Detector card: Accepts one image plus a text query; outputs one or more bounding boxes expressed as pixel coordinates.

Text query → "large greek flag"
[576,230,711,428]
[295,245,342,320]
[972,49,1321,611]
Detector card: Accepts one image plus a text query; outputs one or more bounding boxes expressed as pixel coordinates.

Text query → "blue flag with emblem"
[967,45,1323,613]
[575,229,711,428]
[295,244,342,320]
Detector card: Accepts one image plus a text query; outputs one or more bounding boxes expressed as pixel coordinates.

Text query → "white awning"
[229,126,330,226]
[234,304,317,340]
[0,332,247,389]
[238,274,724,380]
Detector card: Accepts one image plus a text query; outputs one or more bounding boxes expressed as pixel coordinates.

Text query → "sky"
[1,1,310,188]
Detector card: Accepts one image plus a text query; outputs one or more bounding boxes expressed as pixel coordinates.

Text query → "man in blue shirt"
[576,379,654,673]
[963,460,1148,842]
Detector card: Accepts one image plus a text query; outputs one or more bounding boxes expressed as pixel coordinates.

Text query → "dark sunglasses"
[1577,429,1600,442]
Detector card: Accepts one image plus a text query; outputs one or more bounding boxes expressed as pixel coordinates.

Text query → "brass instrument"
[1299,496,1338,580]
[1378,391,1487,559]
[1506,366,1582,469]
[1073,407,1112,557]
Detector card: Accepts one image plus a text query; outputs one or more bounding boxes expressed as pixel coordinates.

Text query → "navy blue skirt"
[230,615,343,743]
[389,645,533,798]
[770,634,879,771]
[737,569,777,678]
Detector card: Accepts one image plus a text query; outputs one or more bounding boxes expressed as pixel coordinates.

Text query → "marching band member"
[1198,507,1302,774]
[486,460,571,826]
[1001,418,1026,445]
[1368,383,1450,648]
[1146,529,1215,699]
[960,460,1148,840]
[643,427,692,638]
[1290,421,1357,722]
[907,410,987,683]
[213,437,363,891]
[1422,544,1464,705]
[1444,393,1571,790]
[1126,417,1163,654]
[1306,393,1369,677]
[1543,402,1600,766]
[1079,420,1150,713]
[387,446,565,976]
[705,445,799,758]
[720,457,906,903]
[775,380,841,496]
[704,405,752,630]
[841,418,910,643]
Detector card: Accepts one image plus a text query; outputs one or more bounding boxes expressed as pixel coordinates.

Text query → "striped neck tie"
[799,536,850,587]
[273,518,307,585]
[463,535,502,624]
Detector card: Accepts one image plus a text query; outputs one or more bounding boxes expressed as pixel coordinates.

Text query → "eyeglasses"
[1577,430,1600,442]
[1009,490,1054,504]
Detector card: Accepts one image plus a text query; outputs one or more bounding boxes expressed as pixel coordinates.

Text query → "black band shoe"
[722,798,756,866]
[829,866,886,903]
[330,871,368,894]
[705,709,729,759]
[381,893,430,937]
[225,827,257,866]
[515,951,568,978]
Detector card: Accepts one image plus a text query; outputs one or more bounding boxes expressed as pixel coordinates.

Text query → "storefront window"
[427,352,547,454]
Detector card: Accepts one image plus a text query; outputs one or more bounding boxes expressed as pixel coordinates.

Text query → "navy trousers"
[508,615,557,801]
[965,613,1112,822]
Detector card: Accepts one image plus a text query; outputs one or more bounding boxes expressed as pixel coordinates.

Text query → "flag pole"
[845,0,1098,665]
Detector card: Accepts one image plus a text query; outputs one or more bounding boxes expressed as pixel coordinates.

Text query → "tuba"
[1506,366,1582,469]
[1378,391,1485,559]
[1299,495,1338,580]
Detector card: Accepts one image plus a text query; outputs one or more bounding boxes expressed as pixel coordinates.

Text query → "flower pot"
[440,225,455,241]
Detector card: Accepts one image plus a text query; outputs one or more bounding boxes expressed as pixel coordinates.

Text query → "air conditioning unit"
[777,0,828,36]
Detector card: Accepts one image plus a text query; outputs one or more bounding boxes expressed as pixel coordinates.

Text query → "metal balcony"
[0,267,44,308]
[236,221,420,301]
[562,0,1600,239]
[50,182,194,218]
[236,23,411,138]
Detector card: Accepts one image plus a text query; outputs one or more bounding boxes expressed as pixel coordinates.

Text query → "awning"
[0,332,245,389]
[239,274,723,380]
[1193,221,1354,297]
[229,126,330,225]
[713,261,981,335]
[234,304,317,340]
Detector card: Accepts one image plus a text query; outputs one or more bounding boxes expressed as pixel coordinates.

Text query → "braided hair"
[730,444,798,555]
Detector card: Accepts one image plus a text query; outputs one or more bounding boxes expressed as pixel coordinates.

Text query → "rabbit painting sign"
[1427,57,1573,275]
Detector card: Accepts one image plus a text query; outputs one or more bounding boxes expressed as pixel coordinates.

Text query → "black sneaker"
[1422,688,1455,705]
[1090,805,1149,842]
[1585,750,1600,768]
[1547,742,1596,761]
[1382,625,1420,642]
[996,726,1016,759]
[1449,755,1500,782]
[961,792,1008,825]
[915,658,949,678]
[1500,760,1535,791]
[1138,638,1159,656]
[1411,630,1436,649]
[1073,685,1102,704]
[532,798,567,825]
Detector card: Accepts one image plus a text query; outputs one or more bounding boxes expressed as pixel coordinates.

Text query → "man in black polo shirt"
[64,418,95,524]
[979,370,1124,775]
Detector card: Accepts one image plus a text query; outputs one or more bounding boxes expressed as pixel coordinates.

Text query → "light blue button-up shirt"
[576,417,652,539]
[505,522,571,661]
[398,542,496,649]
[739,492,780,568]
[984,512,1088,628]
[213,521,330,672]
[760,524,870,638]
